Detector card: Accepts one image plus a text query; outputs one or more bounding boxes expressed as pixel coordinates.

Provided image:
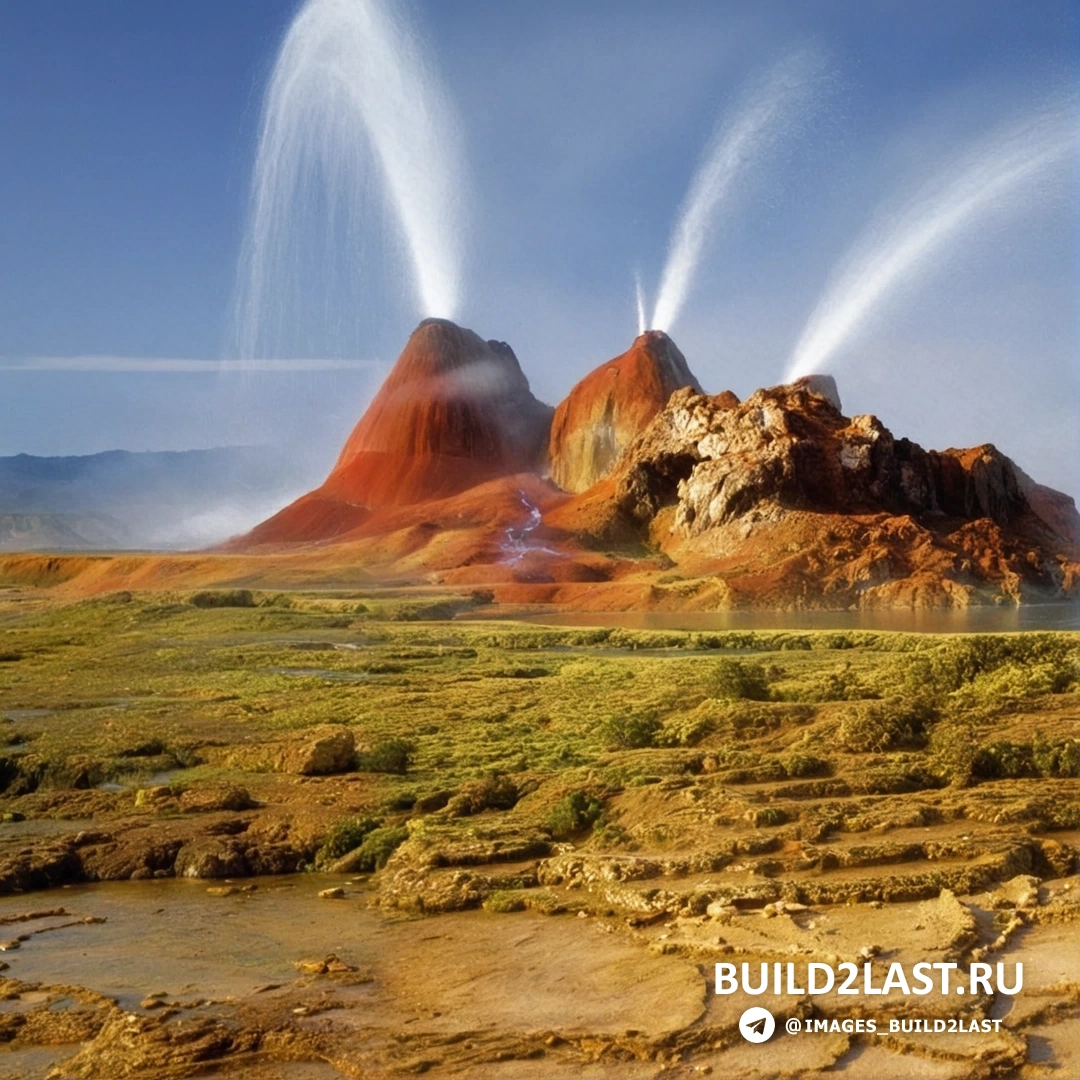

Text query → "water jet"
[649,49,825,335]
[230,0,466,361]
[787,99,1077,381]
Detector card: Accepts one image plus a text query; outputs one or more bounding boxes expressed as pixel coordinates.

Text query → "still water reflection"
[514,604,1080,634]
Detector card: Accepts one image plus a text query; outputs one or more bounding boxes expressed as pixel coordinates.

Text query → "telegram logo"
[739,1005,776,1043]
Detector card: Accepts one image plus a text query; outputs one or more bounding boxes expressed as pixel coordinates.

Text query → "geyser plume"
[231,0,466,359]
[650,49,824,335]
[787,99,1078,380]
[634,271,647,336]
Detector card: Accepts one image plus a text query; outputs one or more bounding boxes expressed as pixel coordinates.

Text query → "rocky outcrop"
[547,331,701,493]
[279,727,355,776]
[173,839,248,879]
[606,377,1066,534]
[551,376,1080,606]
[216,728,356,777]
[1016,467,1080,548]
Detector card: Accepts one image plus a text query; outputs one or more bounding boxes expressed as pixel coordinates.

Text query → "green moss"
[521,890,566,916]
[598,712,662,750]
[1032,735,1080,778]
[780,752,832,778]
[314,818,407,871]
[749,806,788,827]
[189,589,256,609]
[970,736,1080,781]
[709,659,771,701]
[350,825,409,870]
[356,739,415,775]
[483,890,527,913]
[545,790,603,839]
[446,773,519,816]
[315,816,380,866]
[838,698,937,753]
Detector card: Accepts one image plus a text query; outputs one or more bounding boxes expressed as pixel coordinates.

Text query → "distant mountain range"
[0,447,313,551]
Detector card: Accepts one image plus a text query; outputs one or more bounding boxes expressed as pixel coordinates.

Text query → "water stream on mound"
[500,491,559,565]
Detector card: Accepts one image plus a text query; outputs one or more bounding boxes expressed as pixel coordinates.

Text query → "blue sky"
[0,0,1077,499]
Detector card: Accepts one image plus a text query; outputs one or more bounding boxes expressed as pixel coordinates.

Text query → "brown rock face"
[241,320,553,544]
[547,330,701,493]
[550,378,1080,606]
[610,380,1039,531]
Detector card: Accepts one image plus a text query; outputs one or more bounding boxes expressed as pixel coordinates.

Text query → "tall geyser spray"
[230,0,466,359]
[787,98,1078,380]
[634,271,647,336]
[650,49,825,335]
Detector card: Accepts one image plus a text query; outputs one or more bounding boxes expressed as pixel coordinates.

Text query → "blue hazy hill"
[0,447,315,551]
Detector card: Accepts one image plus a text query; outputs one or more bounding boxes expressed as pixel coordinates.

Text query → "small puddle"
[2,709,54,723]
[97,769,183,793]
[0,1043,85,1078]
[0,819,96,841]
[545,644,755,658]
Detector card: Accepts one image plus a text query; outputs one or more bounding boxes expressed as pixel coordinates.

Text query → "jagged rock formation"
[243,319,553,544]
[548,377,1080,606]
[617,378,1034,530]
[547,330,700,493]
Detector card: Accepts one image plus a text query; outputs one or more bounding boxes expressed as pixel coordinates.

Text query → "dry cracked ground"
[0,585,1077,1078]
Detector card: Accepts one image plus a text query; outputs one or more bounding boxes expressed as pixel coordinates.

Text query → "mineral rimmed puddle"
[0,818,95,841]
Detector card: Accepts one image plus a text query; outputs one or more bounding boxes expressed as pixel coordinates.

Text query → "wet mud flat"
[0,872,1077,1078]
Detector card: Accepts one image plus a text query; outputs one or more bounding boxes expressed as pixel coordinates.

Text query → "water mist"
[650,49,825,335]
[230,0,466,360]
[787,100,1078,381]
[634,272,647,336]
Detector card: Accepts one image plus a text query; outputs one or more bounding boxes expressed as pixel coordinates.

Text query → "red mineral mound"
[242,320,553,545]
[229,320,1079,609]
[547,330,701,493]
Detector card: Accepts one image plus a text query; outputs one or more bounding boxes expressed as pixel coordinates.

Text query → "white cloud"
[0,356,383,373]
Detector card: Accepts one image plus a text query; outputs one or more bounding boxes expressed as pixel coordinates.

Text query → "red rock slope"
[241,320,553,545]
[547,330,700,493]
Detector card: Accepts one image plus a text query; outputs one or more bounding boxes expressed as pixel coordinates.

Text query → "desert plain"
[0,576,1077,1079]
